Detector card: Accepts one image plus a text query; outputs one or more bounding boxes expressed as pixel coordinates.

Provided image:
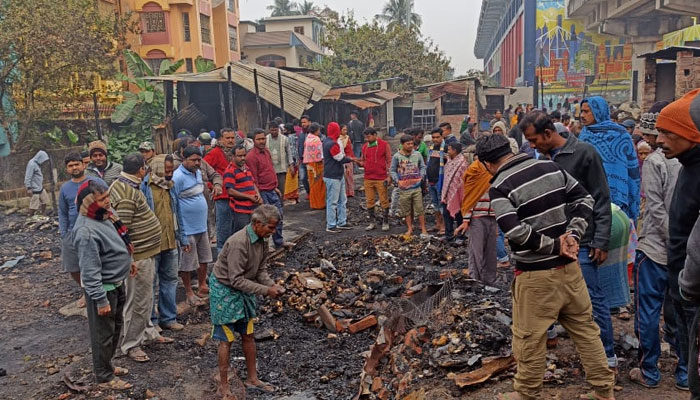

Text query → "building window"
[228,26,238,51]
[228,0,235,12]
[143,11,166,33]
[412,108,436,130]
[183,12,191,42]
[441,94,468,115]
[294,26,305,35]
[185,58,193,72]
[200,14,211,44]
[306,55,313,64]
[256,54,286,68]
[146,58,165,75]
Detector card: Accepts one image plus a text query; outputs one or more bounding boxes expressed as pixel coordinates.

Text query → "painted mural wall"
[535,0,632,108]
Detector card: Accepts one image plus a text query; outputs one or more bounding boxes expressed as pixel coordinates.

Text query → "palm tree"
[297,0,319,15]
[267,0,299,17]
[375,0,422,32]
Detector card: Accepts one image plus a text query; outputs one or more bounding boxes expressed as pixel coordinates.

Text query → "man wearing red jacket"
[204,127,240,252]
[358,127,392,231]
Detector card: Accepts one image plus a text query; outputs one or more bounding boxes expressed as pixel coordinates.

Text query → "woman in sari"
[303,122,325,209]
[440,142,469,243]
[579,96,641,320]
[282,123,300,204]
[338,124,355,197]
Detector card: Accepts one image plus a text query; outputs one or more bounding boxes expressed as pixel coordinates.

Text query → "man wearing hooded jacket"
[323,122,355,232]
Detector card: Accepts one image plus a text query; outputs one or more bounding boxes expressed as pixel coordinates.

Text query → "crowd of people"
[23,88,700,399]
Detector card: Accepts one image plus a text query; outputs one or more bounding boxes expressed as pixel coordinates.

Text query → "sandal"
[617,307,631,320]
[245,380,276,393]
[127,347,150,363]
[496,393,523,400]
[629,368,659,388]
[187,295,206,307]
[579,392,614,400]
[98,377,133,391]
[155,335,174,344]
[113,366,129,377]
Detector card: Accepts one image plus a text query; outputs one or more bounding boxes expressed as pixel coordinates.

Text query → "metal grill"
[393,278,454,329]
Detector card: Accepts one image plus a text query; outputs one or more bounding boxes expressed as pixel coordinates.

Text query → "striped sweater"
[109,173,162,261]
[489,153,593,271]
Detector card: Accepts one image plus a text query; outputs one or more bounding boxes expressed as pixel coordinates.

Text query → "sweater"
[109,174,162,261]
[266,134,293,174]
[390,151,426,190]
[24,151,48,192]
[544,135,612,250]
[86,161,123,187]
[667,145,700,302]
[322,137,352,180]
[489,153,594,271]
[637,149,680,265]
[361,139,392,181]
[347,119,365,144]
[212,225,274,295]
[72,215,132,307]
[679,213,700,303]
[203,146,233,201]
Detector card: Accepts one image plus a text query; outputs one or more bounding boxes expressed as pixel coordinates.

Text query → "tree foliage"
[0,0,135,152]
[313,15,451,92]
[298,1,319,15]
[375,0,422,33]
[267,0,299,16]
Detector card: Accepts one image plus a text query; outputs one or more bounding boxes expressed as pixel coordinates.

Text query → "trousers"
[468,216,497,285]
[86,285,125,383]
[512,262,614,399]
[324,177,347,229]
[120,257,156,354]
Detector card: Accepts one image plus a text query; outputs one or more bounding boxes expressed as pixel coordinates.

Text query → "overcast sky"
[239,0,483,75]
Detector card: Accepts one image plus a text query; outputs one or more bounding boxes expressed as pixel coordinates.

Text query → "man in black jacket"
[521,111,617,369]
[655,89,700,397]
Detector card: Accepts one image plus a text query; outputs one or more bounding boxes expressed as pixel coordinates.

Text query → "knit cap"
[639,101,670,136]
[476,134,512,163]
[656,89,700,143]
[88,140,108,156]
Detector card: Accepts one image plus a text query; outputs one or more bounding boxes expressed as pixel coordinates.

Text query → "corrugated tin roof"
[144,62,331,118]
[638,46,700,60]
[321,88,400,109]
[242,31,324,55]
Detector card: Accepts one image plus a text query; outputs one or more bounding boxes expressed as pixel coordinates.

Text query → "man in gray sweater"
[24,150,50,215]
[72,180,135,390]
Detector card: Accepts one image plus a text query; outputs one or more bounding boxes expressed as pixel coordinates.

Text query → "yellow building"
[103,0,241,73]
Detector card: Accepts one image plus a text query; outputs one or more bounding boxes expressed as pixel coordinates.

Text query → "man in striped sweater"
[109,153,169,363]
[476,135,615,400]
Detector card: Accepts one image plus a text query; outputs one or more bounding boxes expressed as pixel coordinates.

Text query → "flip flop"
[98,377,133,391]
[187,296,206,307]
[127,348,150,363]
[245,380,276,393]
[113,366,129,377]
[629,368,659,388]
[496,393,522,400]
[579,392,614,400]
[155,336,175,344]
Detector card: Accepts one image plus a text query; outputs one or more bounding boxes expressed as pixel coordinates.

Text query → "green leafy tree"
[0,0,135,152]
[375,0,422,32]
[313,15,451,92]
[267,0,299,17]
[298,1,319,15]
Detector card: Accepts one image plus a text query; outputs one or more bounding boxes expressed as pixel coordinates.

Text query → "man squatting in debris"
[209,204,285,398]
[475,134,615,400]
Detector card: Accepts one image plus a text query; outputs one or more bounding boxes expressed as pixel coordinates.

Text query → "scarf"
[303,134,323,164]
[441,154,469,217]
[148,154,173,190]
[76,181,134,254]
[117,172,142,189]
[460,160,493,217]
[579,96,641,220]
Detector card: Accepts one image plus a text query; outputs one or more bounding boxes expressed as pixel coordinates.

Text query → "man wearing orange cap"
[655,88,700,397]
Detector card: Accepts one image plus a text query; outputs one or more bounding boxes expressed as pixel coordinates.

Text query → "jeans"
[442,206,463,241]
[260,190,284,247]
[579,247,617,367]
[352,142,362,173]
[215,199,234,253]
[86,285,125,383]
[232,211,251,234]
[670,295,697,392]
[323,177,347,229]
[633,251,687,386]
[497,228,509,263]
[299,164,310,195]
[151,248,179,326]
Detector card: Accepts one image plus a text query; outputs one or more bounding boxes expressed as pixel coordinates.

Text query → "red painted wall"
[499,14,523,87]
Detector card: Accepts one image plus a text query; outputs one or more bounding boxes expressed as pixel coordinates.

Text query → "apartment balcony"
[566,0,603,19]
[657,0,700,15]
[168,0,194,4]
